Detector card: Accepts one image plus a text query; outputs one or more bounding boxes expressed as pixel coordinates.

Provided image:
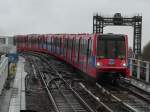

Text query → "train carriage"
[95,34,129,82]
[47,34,52,52]
[15,33,129,83]
[71,35,81,67]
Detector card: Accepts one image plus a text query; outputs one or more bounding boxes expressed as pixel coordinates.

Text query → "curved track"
[23,53,94,112]
[22,52,150,112]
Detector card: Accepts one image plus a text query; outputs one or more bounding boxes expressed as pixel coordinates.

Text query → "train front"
[96,34,129,82]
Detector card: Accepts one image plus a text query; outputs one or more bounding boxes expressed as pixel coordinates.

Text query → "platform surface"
[9,56,26,112]
[0,56,26,112]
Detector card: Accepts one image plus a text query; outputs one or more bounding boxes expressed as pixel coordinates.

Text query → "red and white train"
[14,33,129,82]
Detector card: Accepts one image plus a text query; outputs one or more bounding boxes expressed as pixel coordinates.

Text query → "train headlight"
[96,62,101,67]
[122,63,127,67]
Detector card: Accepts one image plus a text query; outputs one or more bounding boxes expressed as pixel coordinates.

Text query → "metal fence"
[0,56,8,94]
[129,58,150,83]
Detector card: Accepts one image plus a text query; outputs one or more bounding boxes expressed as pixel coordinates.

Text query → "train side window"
[84,39,88,55]
[82,39,85,55]
[75,39,79,60]
[68,38,72,50]
[80,39,84,55]
[88,38,92,56]
[51,37,53,52]
[58,37,59,48]
[54,37,56,52]
[47,37,49,49]
[73,37,76,51]
[54,37,57,53]
[70,39,72,50]
[50,37,51,47]
[53,37,55,52]
[68,38,72,60]
[80,39,82,55]
[59,37,61,54]
[56,37,58,53]
[64,38,67,49]
[82,39,84,55]
[67,39,70,49]
[81,39,87,55]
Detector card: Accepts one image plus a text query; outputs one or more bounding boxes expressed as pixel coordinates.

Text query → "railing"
[0,56,8,94]
[129,58,150,83]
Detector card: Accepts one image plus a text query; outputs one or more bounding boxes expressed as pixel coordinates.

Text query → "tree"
[142,41,150,61]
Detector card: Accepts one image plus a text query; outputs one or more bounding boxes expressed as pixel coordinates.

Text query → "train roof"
[100,33,126,37]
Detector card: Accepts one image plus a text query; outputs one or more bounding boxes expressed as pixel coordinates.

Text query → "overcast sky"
[0,0,149,47]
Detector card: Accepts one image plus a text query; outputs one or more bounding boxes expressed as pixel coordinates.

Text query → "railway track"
[119,79,150,104]
[117,80,150,111]
[22,52,150,112]
[25,54,94,112]
[24,55,54,112]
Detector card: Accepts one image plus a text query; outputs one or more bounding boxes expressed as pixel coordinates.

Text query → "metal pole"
[137,60,140,79]
[146,62,149,82]
[130,58,133,76]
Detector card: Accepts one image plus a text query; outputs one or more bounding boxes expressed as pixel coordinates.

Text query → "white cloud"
[0,0,149,47]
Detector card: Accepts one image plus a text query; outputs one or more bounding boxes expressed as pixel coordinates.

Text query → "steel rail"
[28,53,95,112]
[96,83,137,112]
[119,78,150,104]
[40,56,95,112]
[23,52,150,112]
[36,52,137,112]
[33,60,60,112]
[79,83,114,112]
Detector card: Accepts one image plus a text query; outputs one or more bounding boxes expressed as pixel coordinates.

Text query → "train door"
[40,36,43,50]
[50,35,53,53]
[33,37,35,49]
[38,36,41,50]
[21,37,23,49]
[68,38,71,62]
[45,36,48,50]
[47,36,50,52]
[68,38,72,62]
[37,36,39,49]
[49,35,52,52]
[75,38,79,64]
[87,38,92,66]
[64,37,68,60]
[51,36,53,53]
[43,36,46,50]
[62,37,65,57]
[32,37,34,49]
[33,36,35,49]
[61,36,65,57]
[41,36,43,50]
[41,36,44,50]
[28,36,31,49]
[72,37,76,64]
[56,36,59,54]
[79,38,83,69]
[52,36,55,53]
[25,37,27,49]
[36,35,38,49]
[56,37,59,54]
[59,37,62,55]
[83,38,88,72]
[54,36,57,54]
[22,37,24,48]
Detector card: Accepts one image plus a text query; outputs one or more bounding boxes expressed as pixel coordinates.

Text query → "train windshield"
[97,35,126,59]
